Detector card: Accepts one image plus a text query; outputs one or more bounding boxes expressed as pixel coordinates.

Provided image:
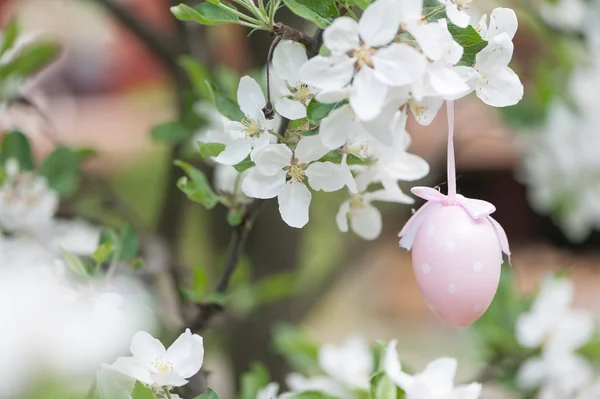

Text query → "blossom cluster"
[515,276,598,398]
[197,0,523,240]
[520,2,600,242]
[97,331,484,399]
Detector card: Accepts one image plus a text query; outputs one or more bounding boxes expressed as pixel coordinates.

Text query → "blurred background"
[1,0,599,397]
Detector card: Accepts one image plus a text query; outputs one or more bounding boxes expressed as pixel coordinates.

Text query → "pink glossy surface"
[411,205,502,326]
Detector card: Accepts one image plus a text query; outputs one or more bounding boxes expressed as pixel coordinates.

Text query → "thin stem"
[216,200,265,293]
[446,100,457,204]
[215,1,263,25]
[269,0,282,24]
[258,0,266,13]
[233,0,268,25]
[422,5,446,21]
[263,35,282,119]
[163,387,173,399]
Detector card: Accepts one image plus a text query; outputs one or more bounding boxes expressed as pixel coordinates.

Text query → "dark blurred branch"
[273,23,321,57]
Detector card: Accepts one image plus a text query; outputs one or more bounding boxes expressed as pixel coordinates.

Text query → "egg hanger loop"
[446,100,457,205]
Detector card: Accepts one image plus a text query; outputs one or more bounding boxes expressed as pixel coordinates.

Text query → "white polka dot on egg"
[447,284,457,294]
[473,305,483,313]
[473,261,483,272]
[445,242,456,252]
[421,263,431,274]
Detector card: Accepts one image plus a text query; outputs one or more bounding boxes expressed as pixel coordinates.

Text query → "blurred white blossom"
[110,329,204,388]
[385,340,482,398]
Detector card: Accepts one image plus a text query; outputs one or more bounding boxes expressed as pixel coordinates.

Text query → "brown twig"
[262,35,282,120]
[273,23,321,57]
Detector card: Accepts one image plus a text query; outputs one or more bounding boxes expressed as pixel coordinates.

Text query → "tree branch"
[273,23,321,57]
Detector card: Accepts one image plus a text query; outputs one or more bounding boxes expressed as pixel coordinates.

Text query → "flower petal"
[476,33,514,71]
[306,162,347,192]
[419,358,457,392]
[130,331,165,363]
[273,40,308,84]
[476,66,523,107]
[427,62,470,98]
[276,98,307,120]
[151,371,189,388]
[445,1,470,28]
[409,96,444,126]
[359,0,402,47]
[452,383,483,399]
[251,144,293,176]
[164,329,204,378]
[278,182,311,228]
[237,76,266,120]
[516,357,546,389]
[319,106,357,149]
[350,67,387,121]
[384,340,414,390]
[316,88,351,103]
[214,139,253,166]
[350,204,382,240]
[295,135,331,163]
[486,7,518,40]
[241,169,286,199]
[398,0,423,23]
[409,22,447,61]
[323,17,360,53]
[300,55,356,91]
[373,43,426,87]
[336,201,351,233]
[97,364,136,399]
[111,357,153,386]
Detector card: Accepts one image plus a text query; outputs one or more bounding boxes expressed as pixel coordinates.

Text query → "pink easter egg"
[411,205,502,326]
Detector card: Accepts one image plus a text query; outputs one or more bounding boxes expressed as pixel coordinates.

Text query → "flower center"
[293,82,313,104]
[285,160,307,183]
[152,360,175,375]
[352,44,376,69]
[242,117,263,138]
[454,0,472,9]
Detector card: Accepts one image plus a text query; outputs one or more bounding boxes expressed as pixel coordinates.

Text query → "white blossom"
[385,340,482,399]
[438,0,472,28]
[286,336,373,399]
[271,40,317,120]
[111,329,204,388]
[337,171,414,240]
[300,0,426,121]
[200,76,277,166]
[241,136,356,228]
[515,276,595,398]
[540,0,586,32]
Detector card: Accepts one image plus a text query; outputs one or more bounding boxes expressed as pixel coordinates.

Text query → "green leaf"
[175,160,219,209]
[194,387,219,399]
[131,381,155,399]
[75,147,98,163]
[306,99,341,123]
[171,2,239,25]
[346,0,372,9]
[198,142,226,158]
[38,146,80,197]
[151,120,192,144]
[272,324,320,374]
[282,0,337,29]
[179,56,213,100]
[92,242,113,264]
[0,40,61,80]
[239,363,270,399]
[1,130,33,170]
[59,247,89,277]
[215,92,245,121]
[370,371,399,399]
[447,24,487,67]
[0,19,20,56]
[234,156,255,172]
[119,225,140,261]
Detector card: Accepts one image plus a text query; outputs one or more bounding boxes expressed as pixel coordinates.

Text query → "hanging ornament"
[398,101,511,326]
